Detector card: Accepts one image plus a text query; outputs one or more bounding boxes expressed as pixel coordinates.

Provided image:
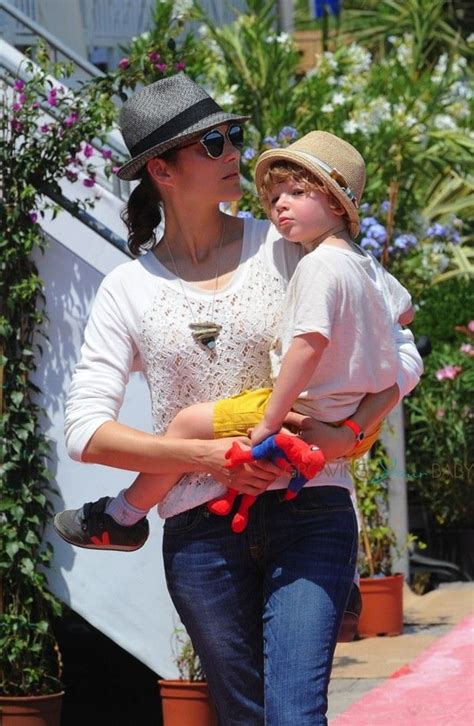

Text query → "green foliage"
[173,627,205,682]
[405,289,474,527]
[352,443,397,576]
[0,43,114,696]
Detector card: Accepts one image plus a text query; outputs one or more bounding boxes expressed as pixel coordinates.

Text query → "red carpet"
[332,613,474,725]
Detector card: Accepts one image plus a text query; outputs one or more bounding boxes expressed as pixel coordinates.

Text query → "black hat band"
[130,97,223,157]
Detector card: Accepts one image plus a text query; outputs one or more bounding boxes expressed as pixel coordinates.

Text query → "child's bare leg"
[123,402,215,511]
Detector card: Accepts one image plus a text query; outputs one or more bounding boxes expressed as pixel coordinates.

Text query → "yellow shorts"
[213,387,381,459]
[213,388,272,438]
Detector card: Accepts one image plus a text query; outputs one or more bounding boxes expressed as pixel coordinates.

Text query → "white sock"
[105,489,149,526]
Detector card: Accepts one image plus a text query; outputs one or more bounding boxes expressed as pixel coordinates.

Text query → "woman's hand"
[200,438,286,496]
[284,412,355,460]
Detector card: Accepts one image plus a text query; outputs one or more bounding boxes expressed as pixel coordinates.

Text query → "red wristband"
[341,419,365,447]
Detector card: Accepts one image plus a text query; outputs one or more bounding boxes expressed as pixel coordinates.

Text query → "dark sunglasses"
[199,124,244,158]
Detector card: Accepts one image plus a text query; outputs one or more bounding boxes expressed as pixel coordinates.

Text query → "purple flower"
[148,51,161,63]
[175,61,186,71]
[278,126,298,142]
[40,123,50,133]
[360,216,379,232]
[435,365,462,381]
[12,102,23,112]
[380,201,391,213]
[14,79,25,91]
[66,170,78,182]
[64,112,78,127]
[47,89,58,106]
[359,236,383,256]
[118,57,130,70]
[359,203,370,213]
[242,147,256,162]
[263,135,278,148]
[83,176,96,188]
[33,101,40,109]
[366,222,387,243]
[101,148,113,159]
[29,211,38,223]
[155,63,167,73]
[10,118,23,133]
[83,143,94,158]
[426,222,447,238]
[450,230,461,245]
[112,165,121,174]
[393,233,417,251]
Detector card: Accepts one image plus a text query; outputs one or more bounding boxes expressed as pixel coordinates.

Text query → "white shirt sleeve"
[64,275,139,461]
[394,324,423,400]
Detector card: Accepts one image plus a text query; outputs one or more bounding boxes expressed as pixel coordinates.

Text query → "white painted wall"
[33,210,180,679]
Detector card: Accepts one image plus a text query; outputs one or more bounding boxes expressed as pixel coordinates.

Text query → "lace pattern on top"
[138,246,288,518]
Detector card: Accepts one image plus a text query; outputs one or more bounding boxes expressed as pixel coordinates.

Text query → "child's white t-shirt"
[270,243,412,422]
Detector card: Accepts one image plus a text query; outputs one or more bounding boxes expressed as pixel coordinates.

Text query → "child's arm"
[250,332,328,445]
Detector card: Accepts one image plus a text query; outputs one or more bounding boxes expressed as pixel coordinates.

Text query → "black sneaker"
[53,496,149,551]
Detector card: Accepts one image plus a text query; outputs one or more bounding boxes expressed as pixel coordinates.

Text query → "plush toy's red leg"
[207,488,239,516]
[231,494,256,533]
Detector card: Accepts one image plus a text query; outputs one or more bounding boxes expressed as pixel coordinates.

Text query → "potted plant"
[158,626,217,726]
[352,442,405,638]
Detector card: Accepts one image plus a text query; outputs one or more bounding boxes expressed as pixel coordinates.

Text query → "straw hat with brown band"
[254,130,366,238]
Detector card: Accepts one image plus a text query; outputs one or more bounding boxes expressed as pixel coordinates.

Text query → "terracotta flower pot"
[0,692,64,726]
[358,573,404,637]
[158,679,218,726]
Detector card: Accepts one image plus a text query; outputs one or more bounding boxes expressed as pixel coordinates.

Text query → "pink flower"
[435,408,445,420]
[66,170,78,182]
[118,57,130,70]
[155,63,167,73]
[460,343,474,357]
[83,143,94,158]
[14,79,25,91]
[12,102,23,112]
[101,148,112,159]
[469,321,474,333]
[33,101,40,109]
[435,365,462,381]
[148,51,161,63]
[83,175,96,188]
[47,89,58,106]
[18,93,26,104]
[64,112,79,127]
[40,123,51,133]
[175,61,186,71]
[10,118,23,133]
[112,166,120,174]
[29,211,38,223]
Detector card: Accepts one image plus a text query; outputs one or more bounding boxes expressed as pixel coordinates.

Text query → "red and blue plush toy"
[208,433,326,532]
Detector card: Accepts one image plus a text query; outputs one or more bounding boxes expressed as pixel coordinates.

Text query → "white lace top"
[65,217,422,517]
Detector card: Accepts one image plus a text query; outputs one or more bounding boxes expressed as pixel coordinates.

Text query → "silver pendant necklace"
[162,219,225,350]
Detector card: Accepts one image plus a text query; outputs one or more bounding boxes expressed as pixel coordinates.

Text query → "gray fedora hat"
[117,73,249,180]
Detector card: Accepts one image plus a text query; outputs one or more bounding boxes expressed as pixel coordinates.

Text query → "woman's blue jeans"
[163,486,358,726]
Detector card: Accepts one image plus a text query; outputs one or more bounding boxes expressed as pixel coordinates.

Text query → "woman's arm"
[82,421,280,496]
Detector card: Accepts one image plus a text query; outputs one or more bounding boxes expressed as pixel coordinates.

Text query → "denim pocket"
[163,504,205,534]
[288,485,352,515]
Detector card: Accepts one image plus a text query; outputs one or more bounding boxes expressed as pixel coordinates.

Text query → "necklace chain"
[162,218,225,349]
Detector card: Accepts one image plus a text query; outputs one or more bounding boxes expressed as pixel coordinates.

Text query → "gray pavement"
[327,582,474,722]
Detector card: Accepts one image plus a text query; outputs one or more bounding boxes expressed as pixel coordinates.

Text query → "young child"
[54,130,413,552]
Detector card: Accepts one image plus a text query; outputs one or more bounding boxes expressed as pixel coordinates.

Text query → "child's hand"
[250,420,278,446]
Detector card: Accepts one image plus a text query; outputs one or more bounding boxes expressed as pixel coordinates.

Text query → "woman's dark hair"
[121,149,178,256]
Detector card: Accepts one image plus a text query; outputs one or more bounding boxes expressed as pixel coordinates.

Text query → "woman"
[62,74,421,725]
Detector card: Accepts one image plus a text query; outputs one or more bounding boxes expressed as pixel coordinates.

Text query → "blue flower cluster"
[242,126,299,164]
[426,222,461,245]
